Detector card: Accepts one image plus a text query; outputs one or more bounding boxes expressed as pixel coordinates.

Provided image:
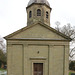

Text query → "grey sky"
[0,0,75,37]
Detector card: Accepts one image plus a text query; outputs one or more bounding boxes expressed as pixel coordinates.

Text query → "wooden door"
[33,63,43,75]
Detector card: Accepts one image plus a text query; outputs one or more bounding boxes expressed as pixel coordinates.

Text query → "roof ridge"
[4,22,72,41]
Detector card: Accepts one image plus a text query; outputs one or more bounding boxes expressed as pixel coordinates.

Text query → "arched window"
[46,11,48,19]
[29,11,32,18]
[37,9,41,16]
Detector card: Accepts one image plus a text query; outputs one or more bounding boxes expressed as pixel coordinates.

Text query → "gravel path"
[0,71,7,75]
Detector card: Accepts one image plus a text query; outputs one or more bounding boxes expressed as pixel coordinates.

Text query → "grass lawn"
[0,68,6,71]
[69,71,75,75]
[69,72,72,75]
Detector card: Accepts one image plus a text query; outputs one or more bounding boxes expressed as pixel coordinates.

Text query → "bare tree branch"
[55,21,75,60]
[70,47,75,55]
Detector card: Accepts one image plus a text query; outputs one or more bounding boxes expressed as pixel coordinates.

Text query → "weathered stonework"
[26,4,51,26]
[5,22,71,75]
[4,0,71,75]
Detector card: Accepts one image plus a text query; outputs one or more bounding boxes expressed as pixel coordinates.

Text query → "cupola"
[26,0,52,26]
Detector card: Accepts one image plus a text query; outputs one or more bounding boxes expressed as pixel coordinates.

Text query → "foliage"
[69,61,75,70]
[69,61,75,71]
[0,36,6,52]
[0,49,7,64]
[0,62,1,68]
[0,36,6,66]
[55,21,75,60]
[0,68,6,71]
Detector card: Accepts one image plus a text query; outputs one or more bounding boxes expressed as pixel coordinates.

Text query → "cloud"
[0,0,75,37]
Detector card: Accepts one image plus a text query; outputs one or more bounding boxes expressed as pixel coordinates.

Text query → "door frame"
[33,63,43,75]
[31,61,45,75]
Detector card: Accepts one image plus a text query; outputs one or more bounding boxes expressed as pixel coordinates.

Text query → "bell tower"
[26,0,52,26]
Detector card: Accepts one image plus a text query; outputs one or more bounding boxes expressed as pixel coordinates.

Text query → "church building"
[4,0,71,75]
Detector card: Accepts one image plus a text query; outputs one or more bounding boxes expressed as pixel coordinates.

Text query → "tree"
[0,36,6,52]
[0,49,7,68]
[0,36,6,68]
[69,61,75,71]
[55,21,75,60]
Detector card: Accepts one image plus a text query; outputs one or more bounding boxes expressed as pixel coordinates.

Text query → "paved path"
[0,71,7,75]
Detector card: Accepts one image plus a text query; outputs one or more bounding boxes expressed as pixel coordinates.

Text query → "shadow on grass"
[69,71,75,75]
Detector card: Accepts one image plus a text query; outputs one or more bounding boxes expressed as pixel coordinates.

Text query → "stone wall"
[7,40,69,75]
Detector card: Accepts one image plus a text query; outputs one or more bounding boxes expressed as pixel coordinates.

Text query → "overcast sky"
[0,0,75,37]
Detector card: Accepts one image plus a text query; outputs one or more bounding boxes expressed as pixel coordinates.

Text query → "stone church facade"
[4,0,71,75]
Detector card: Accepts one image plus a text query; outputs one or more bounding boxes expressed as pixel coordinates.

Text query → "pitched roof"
[4,22,72,41]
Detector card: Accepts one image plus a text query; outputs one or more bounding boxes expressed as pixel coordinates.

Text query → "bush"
[69,61,75,71]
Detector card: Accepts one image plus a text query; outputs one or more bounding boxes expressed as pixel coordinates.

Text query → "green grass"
[0,68,6,71]
[69,72,72,75]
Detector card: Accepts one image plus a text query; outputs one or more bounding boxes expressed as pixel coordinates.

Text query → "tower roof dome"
[27,0,50,7]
